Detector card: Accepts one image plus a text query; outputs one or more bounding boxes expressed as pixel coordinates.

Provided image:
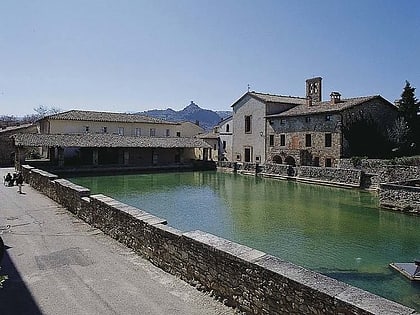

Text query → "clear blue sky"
[1,0,419,116]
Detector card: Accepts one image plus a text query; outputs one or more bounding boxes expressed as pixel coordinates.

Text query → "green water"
[69,171,420,311]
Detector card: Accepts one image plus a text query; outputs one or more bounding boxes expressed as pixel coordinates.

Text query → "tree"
[387,117,410,155]
[342,112,391,158]
[21,105,62,123]
[397,81,420,153]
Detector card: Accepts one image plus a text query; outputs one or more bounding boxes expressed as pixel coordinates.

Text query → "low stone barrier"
[298,166,361,188]
[379,180,420,215]
[223,162,362,188]
[22,166,419,315]
[339,159,420,186]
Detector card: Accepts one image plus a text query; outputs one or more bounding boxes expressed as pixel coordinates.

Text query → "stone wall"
[298,166,361,187]
[379,180,420,215]
[219,162,362,188]
[21,165,418,315]
[339,158,420,187]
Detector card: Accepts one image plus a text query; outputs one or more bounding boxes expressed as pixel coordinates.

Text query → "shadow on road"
[0,245,42,315]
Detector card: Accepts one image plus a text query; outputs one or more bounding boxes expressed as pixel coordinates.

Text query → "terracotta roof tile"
[12,133,211,148]
[44,110,178,125]
[266,96,385,117]
[248,92,306,104]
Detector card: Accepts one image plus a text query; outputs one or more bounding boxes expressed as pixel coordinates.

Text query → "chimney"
[330,92,341,105]
[306,96,313,106]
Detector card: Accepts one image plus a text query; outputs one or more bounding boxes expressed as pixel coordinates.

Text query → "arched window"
[226,124,230,132]
[285,156,296,167]
[273,155,282,164]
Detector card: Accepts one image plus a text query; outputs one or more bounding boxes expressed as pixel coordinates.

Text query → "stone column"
[124,149,129,165]
[57,147,64,167]
[92,149,98,166]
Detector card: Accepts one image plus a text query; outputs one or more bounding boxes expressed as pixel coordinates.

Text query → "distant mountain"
[139,101,231,131]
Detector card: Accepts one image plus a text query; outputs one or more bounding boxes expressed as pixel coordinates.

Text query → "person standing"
[16,172,23,194]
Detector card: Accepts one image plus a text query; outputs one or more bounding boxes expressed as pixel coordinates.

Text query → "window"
[236,153,241,161]
[325,115,331,121]
[150,128,156,137]
[166,129,170,137]
[280,134,286,146]
[245,115,252,133]
[305,134,312,147]
[85,126,89,133]
[269,135,274,147]
[226,124,230,132]
[135,128,141,137]
[325,158,332,167]
[213,144,217,150]
[256,156,260,162]
[176,131,181,137]
[280,118,285,125]
[223,141,226,149]
[118,127,124,136]
[102,126,107,134]
[325,133,332,147]
[305,116,311,123]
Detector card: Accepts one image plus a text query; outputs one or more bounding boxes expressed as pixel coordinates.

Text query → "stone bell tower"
[306,77,322,103]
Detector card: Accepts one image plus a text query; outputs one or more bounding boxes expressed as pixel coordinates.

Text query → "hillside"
[139,101,231,130]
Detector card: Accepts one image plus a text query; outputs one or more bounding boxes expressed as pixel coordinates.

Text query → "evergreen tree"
[397,81,419,153]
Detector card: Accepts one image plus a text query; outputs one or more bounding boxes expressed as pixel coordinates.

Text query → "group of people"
[4,172,24,193]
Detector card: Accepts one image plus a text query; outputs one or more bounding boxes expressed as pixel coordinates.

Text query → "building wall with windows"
[266,97,397,167]
[232,95,266,163]
[41,118,180,137]
[178,121,205,138]
[217,116,233,161]
[267,112,342,167]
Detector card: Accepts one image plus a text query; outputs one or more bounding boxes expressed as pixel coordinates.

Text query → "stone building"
[228,77,398,167]
[12,109,210,169]
[0,123,38,166]
[216,115,233,161]
[230,90,305,163]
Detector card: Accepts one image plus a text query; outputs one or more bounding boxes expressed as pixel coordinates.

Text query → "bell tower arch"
[306,77,322,102]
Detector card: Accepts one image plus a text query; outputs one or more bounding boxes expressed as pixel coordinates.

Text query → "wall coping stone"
[154,223,184,237]
[183,230,266,263]
[336,286,416,315]
[254,254,349,294]
[31,168,58,180]
[54,178,91,196]
[90,194,167,226]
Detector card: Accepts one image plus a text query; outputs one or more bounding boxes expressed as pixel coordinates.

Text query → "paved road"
[0,167,236,315]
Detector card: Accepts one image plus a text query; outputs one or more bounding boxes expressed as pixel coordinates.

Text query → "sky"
[0,0,419,116]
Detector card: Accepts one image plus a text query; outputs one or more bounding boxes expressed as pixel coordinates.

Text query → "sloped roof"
[266,95,395,118]
[231,91,306,108]
[196,132,218,139]
[43,110,178,125]
[0,123,36,134]
[248,92,307,104]
[12,133,211,148]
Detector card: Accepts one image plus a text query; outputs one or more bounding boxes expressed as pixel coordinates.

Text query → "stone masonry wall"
[219,162,362,188]
[298,166,361,187]
[379,181,420,215]
[21,166,419,315]
[339,159,420,187]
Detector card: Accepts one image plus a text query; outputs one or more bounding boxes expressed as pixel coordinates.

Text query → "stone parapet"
[379,180,420,214]
[22,167,419,315]
[298,166,361,188]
